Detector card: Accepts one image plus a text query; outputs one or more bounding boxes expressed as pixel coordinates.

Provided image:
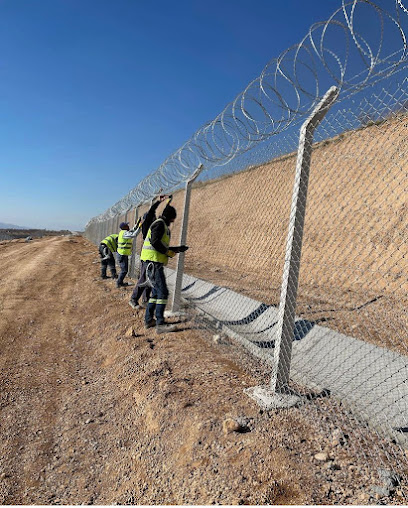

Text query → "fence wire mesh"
[84,0,408,499]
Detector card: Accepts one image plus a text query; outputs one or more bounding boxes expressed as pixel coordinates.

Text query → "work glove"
[167,249,176,258]
[170,245,189,253]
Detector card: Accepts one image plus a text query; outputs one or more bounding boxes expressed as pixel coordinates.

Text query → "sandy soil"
[1,235,407,504]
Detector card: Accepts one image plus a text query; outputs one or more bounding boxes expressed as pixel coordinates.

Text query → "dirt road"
[0,235,403,504]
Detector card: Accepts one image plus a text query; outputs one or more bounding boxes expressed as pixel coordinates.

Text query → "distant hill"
[0,222,31,229]
[0,227,73,242]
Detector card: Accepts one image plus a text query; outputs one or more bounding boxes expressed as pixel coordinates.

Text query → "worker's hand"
[166,195,173,205]
[167,249,176,258]
[159,194,166,202]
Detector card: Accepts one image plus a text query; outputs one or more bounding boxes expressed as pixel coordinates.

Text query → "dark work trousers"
[145,262,169,325]
[99,244,117,277]
[130,260,151,304]
[117,254,129,286]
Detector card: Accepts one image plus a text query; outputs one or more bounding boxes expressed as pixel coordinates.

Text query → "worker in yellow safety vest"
[116,219,141,288]
[140,204,188,334]
[99,233,119,279]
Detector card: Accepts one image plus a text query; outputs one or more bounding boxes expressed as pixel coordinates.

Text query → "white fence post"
[170,164,204,313]
[272,86,339,394]
[246,87,339,409]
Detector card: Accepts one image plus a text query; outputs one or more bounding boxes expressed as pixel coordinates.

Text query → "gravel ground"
[0,235,406,504]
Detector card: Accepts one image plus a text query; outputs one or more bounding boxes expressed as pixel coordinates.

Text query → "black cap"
[162,205,177,221]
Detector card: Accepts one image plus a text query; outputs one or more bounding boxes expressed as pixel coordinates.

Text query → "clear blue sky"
[0,0,345,230]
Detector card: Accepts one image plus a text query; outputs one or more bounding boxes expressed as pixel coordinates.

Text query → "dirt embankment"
[1,235,404,504]
[121,116,407,355]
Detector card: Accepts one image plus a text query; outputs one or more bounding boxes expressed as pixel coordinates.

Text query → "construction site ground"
[0,235,406,505]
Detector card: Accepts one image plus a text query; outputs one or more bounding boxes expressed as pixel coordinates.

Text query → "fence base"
[244,385,301,409]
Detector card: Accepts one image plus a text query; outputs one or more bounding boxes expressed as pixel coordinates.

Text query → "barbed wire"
[87,0,408,225]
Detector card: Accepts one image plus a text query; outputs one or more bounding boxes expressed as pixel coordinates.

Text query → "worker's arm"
[122,223,141,239]
[101,245,111,260]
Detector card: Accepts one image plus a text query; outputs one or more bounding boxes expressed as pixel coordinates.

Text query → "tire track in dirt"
[0,236,112,503]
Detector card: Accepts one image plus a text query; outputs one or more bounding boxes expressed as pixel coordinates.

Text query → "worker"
[129,194,170,309]
[140,203,188,334]
[99,233,119,280]
[116,219,141,288]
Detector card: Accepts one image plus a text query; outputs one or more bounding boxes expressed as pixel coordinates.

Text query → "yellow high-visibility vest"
[140,218,170,265]
[101,234,118,253]
[117,230,133,256]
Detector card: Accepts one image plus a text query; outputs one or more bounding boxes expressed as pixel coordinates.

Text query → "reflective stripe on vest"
[140,218,170,265]
[117,230,133,256]
[101,234,118,253]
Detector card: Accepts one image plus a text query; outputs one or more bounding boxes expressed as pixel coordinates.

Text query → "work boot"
[156,323,178,334]
[129,299,139,310]
[101,275,109,280]
[145,319,156,329]
[117,282,130,288]
[111,273,118,279]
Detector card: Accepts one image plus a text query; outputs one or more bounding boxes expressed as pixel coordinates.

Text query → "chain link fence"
[84,0,408,498]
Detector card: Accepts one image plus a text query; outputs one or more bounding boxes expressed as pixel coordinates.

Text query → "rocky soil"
[0,235,406,504]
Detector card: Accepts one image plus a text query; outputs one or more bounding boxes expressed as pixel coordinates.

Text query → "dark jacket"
[149,217,172,255]
[142,201,161,239]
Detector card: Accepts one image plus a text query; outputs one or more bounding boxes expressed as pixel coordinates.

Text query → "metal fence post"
[170,164,203,313]
[272,86,339,394]
[129,206,139,278]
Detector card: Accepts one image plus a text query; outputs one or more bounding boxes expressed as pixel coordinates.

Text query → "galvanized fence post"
[129,206,139,278]
[170,164,203,313]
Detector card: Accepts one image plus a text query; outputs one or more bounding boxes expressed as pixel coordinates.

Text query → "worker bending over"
[116,220,141,288]
[140,204,188,334]
[99,233,119,280]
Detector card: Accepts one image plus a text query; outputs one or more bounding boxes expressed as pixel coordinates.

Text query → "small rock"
[330,462,341,471]
[125,327,138,338]
[378,468,401,488]
[370,485,391,498]
[213,334,221,344]
[222,417,250,434]
[358,492,370,502]
[331,428,345,446]
[85,418,94,424]
[223,418,240,434]
[314,452,329,462]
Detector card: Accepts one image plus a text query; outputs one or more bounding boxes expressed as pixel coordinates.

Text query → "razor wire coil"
[86,0,408,225]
